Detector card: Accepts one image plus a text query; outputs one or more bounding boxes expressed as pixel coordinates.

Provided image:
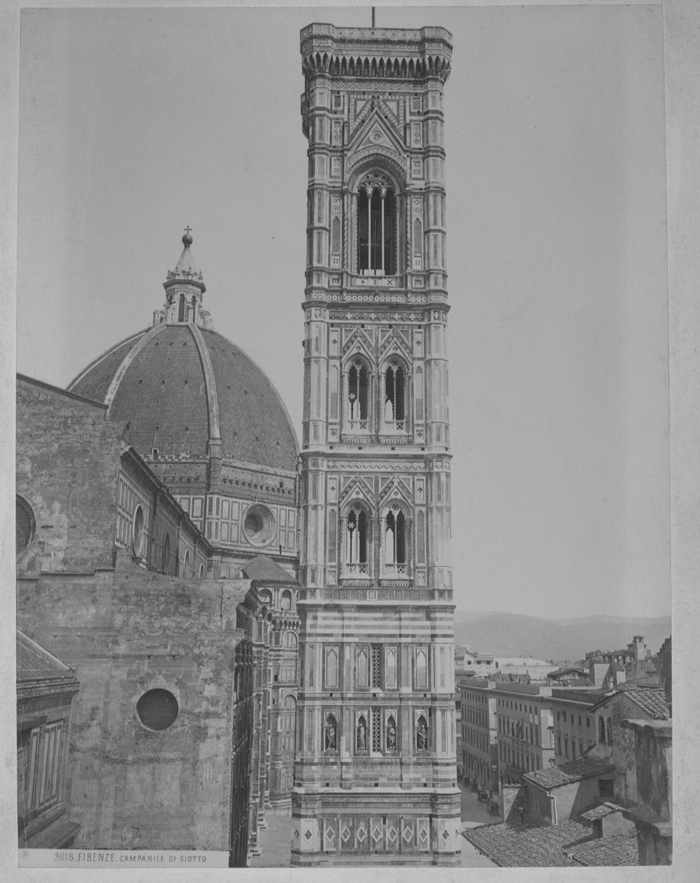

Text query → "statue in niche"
[325,717,337,750]
[357,718,367,750]
[386,719,397,750]
[417,718,428,750]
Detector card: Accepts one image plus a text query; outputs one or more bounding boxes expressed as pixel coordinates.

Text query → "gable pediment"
[349,108,405,158]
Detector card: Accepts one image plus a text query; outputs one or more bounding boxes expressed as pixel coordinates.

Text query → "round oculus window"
[16,496,35,555]
[243,504,275,547]
[136,689,179,731]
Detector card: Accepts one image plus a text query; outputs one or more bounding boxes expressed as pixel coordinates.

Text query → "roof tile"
[568,832,639,866]
[524,757,614,790]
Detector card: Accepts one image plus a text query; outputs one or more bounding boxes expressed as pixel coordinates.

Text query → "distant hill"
[454,612,671,664]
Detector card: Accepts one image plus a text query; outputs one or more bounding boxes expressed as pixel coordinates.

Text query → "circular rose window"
[136,689,179,731]
[243,504,275,547]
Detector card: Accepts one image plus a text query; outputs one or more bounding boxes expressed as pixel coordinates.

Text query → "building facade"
[457,677,498,795]
[495,684,555,786]
[292,22,460,866]
[588,687,670,805]
[550,689,601,765]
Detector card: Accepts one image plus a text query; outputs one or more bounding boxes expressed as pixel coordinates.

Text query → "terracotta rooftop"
[555,676,594,687]
[17,630,75,683]
[524,757,614,790]
[626,688,670,719]
[568,832,639,866]
[242,556,296,584]
[464,820,594,867]
[579,801,625,822]
[592,687,669,720]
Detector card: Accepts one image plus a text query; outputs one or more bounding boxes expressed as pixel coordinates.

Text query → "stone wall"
[621,719,672,865]
[17,376,122,574]
[17,552,250,851]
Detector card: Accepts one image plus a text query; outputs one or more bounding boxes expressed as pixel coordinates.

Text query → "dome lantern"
[154,227,213,329]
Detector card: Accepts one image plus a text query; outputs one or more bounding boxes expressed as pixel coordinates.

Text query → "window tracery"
[384,505,407,573]
[347,359,369,430]
[356,171,397,275]
[345,505,368,576]
[383,360,405,428]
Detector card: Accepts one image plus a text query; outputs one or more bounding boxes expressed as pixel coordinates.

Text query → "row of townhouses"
[455,636,672,867]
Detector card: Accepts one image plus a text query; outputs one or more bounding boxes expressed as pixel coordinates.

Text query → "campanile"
[292,22,460,866]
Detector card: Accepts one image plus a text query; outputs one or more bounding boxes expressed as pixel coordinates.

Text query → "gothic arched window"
[357,172,397,275]
[606,717,613,746]
[178,293,186,322]
[356,647,369,688]
[384,507,406,568]
[348,360,369,423]
[346,506,368,569]
[415,648,428,690]
[598,716,606,744]
[384,361,405,423]
[325,647,339,689]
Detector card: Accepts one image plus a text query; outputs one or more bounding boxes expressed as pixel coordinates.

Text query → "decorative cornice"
[300,24,452,85]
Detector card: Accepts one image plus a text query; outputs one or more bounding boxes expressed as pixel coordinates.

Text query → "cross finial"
[184,225,192,236]
[182,225,193,247]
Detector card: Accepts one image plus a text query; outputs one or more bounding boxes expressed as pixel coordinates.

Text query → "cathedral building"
[292,23,461,866]
[16,238,301,865]
[67,232,299,581]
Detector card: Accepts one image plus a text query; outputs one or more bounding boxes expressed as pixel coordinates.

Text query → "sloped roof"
[579,801,625,822]
[464,820,594,868]
[548,667,587,678]
[524,757,614,790]
[568,832,638,866]
[17,630,75,682]
[174,243,200,277]
[591,687,669,720]
[242,555,297,584]
[625,688,670,719]
[552,676,594,687]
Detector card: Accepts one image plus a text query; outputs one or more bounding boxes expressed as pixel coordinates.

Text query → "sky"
[15,4,670,621]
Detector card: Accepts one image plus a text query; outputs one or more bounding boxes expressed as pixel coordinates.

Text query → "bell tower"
[292,23,460,867]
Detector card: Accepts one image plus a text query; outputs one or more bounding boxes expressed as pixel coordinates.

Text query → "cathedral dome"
[68,235,298,473]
